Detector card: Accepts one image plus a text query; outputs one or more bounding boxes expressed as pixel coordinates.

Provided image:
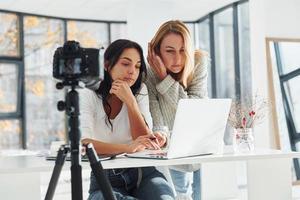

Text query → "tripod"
[45,81,116,200]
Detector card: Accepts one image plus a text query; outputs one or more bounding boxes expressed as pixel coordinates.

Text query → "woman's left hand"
[152,132,167,147]
[110,79,135,104]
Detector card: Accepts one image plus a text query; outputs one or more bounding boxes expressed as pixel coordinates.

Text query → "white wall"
[249,0,269,148]
[249,0,300,148]
[264,0,300,38]
[126,0,176,51]
[126,0,237,52]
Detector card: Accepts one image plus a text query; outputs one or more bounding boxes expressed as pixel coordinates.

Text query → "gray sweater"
[145,52,209,172]
[145,53,209,132]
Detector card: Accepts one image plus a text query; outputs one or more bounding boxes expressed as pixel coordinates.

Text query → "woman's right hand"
[110,79,135,105]
[126,135,161,153]
[147,43,167,80]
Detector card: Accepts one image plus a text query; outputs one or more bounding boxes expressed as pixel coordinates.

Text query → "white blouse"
[79,83,153,145]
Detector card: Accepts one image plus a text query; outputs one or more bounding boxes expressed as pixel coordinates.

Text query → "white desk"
[1,147,299,200]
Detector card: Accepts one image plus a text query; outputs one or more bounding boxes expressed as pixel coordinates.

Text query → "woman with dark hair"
[80,39,175,200]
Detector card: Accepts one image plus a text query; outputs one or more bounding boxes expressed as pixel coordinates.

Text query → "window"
[185,23,195,43]
[214,7,235,99]
[0,12,22,149]
[0,63,21,149]
[195,18,212,97]
[191,1,250,143]
[67,21,109,48]
[0,63,18,113]
[110,23,128,42]
[195,18,210,53]
[192,1,250,101]
[268,39,300,179]
[0,11,126,150]
[238,2,251,103]
[24,16,66,149]
[0,12,20,56]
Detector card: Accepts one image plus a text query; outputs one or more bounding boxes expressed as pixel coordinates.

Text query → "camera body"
[53,40,100,81]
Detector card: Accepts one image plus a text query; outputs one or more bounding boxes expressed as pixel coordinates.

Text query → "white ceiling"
[0,0,238,21]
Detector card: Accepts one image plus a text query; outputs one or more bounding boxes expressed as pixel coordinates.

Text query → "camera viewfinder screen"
[59,58,82,75]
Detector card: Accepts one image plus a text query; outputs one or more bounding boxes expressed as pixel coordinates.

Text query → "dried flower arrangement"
[228,95,269,129]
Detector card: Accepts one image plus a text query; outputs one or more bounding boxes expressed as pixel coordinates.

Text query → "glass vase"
[233,128,254,153]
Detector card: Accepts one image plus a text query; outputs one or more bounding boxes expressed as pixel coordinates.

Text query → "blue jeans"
[169,169,201,200]
[88,167,175,200]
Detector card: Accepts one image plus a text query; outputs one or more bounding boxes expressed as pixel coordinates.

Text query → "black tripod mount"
[44,81,116,200]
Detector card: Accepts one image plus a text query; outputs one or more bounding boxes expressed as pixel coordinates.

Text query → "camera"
[53,40,100,81]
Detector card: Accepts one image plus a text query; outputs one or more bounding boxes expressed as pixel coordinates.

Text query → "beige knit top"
[145,51,209,132]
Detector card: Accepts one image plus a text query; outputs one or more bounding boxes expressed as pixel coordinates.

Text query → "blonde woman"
[145,20,209,200]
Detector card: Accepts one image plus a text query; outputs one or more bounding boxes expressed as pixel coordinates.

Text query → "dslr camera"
[53,40,100,82]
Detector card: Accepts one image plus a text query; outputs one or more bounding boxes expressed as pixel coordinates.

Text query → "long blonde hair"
[150,20,195,88]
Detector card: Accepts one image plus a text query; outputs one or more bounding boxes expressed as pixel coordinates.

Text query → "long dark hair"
[95,39,147,129]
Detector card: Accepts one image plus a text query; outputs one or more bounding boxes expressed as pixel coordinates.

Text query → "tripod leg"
[70,143,83,200]
[45,145,69,200]
[85,143,116,200]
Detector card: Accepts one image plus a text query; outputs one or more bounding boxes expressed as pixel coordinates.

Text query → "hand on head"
[147,43,167,80]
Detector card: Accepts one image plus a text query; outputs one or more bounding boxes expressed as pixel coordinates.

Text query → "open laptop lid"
[126,98,232,159]
[167,98,232,159]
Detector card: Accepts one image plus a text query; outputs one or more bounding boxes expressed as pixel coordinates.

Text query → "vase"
[233,128,254,153]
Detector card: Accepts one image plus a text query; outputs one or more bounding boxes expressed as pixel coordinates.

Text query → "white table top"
[102,147,300,169]
[1,147,300,173]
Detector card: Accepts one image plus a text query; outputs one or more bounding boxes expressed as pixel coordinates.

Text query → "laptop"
[126,98,232,159]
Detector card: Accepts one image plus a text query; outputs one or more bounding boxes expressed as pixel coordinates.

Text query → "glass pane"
[0,120,21,149]
[110,23,128,42]
[197,19,210,52]
[0,63,18,113]
[185,23,195,44]
[214,8,235,98]
[67,21,109,49]
[196,19,212,97]
[270,42,290,151]
[238,2,252,103]
[294,142,300,181]
[284,76,300,132]
[279,42,300,74]
[0,12,19,56]
[24,16,66,150]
